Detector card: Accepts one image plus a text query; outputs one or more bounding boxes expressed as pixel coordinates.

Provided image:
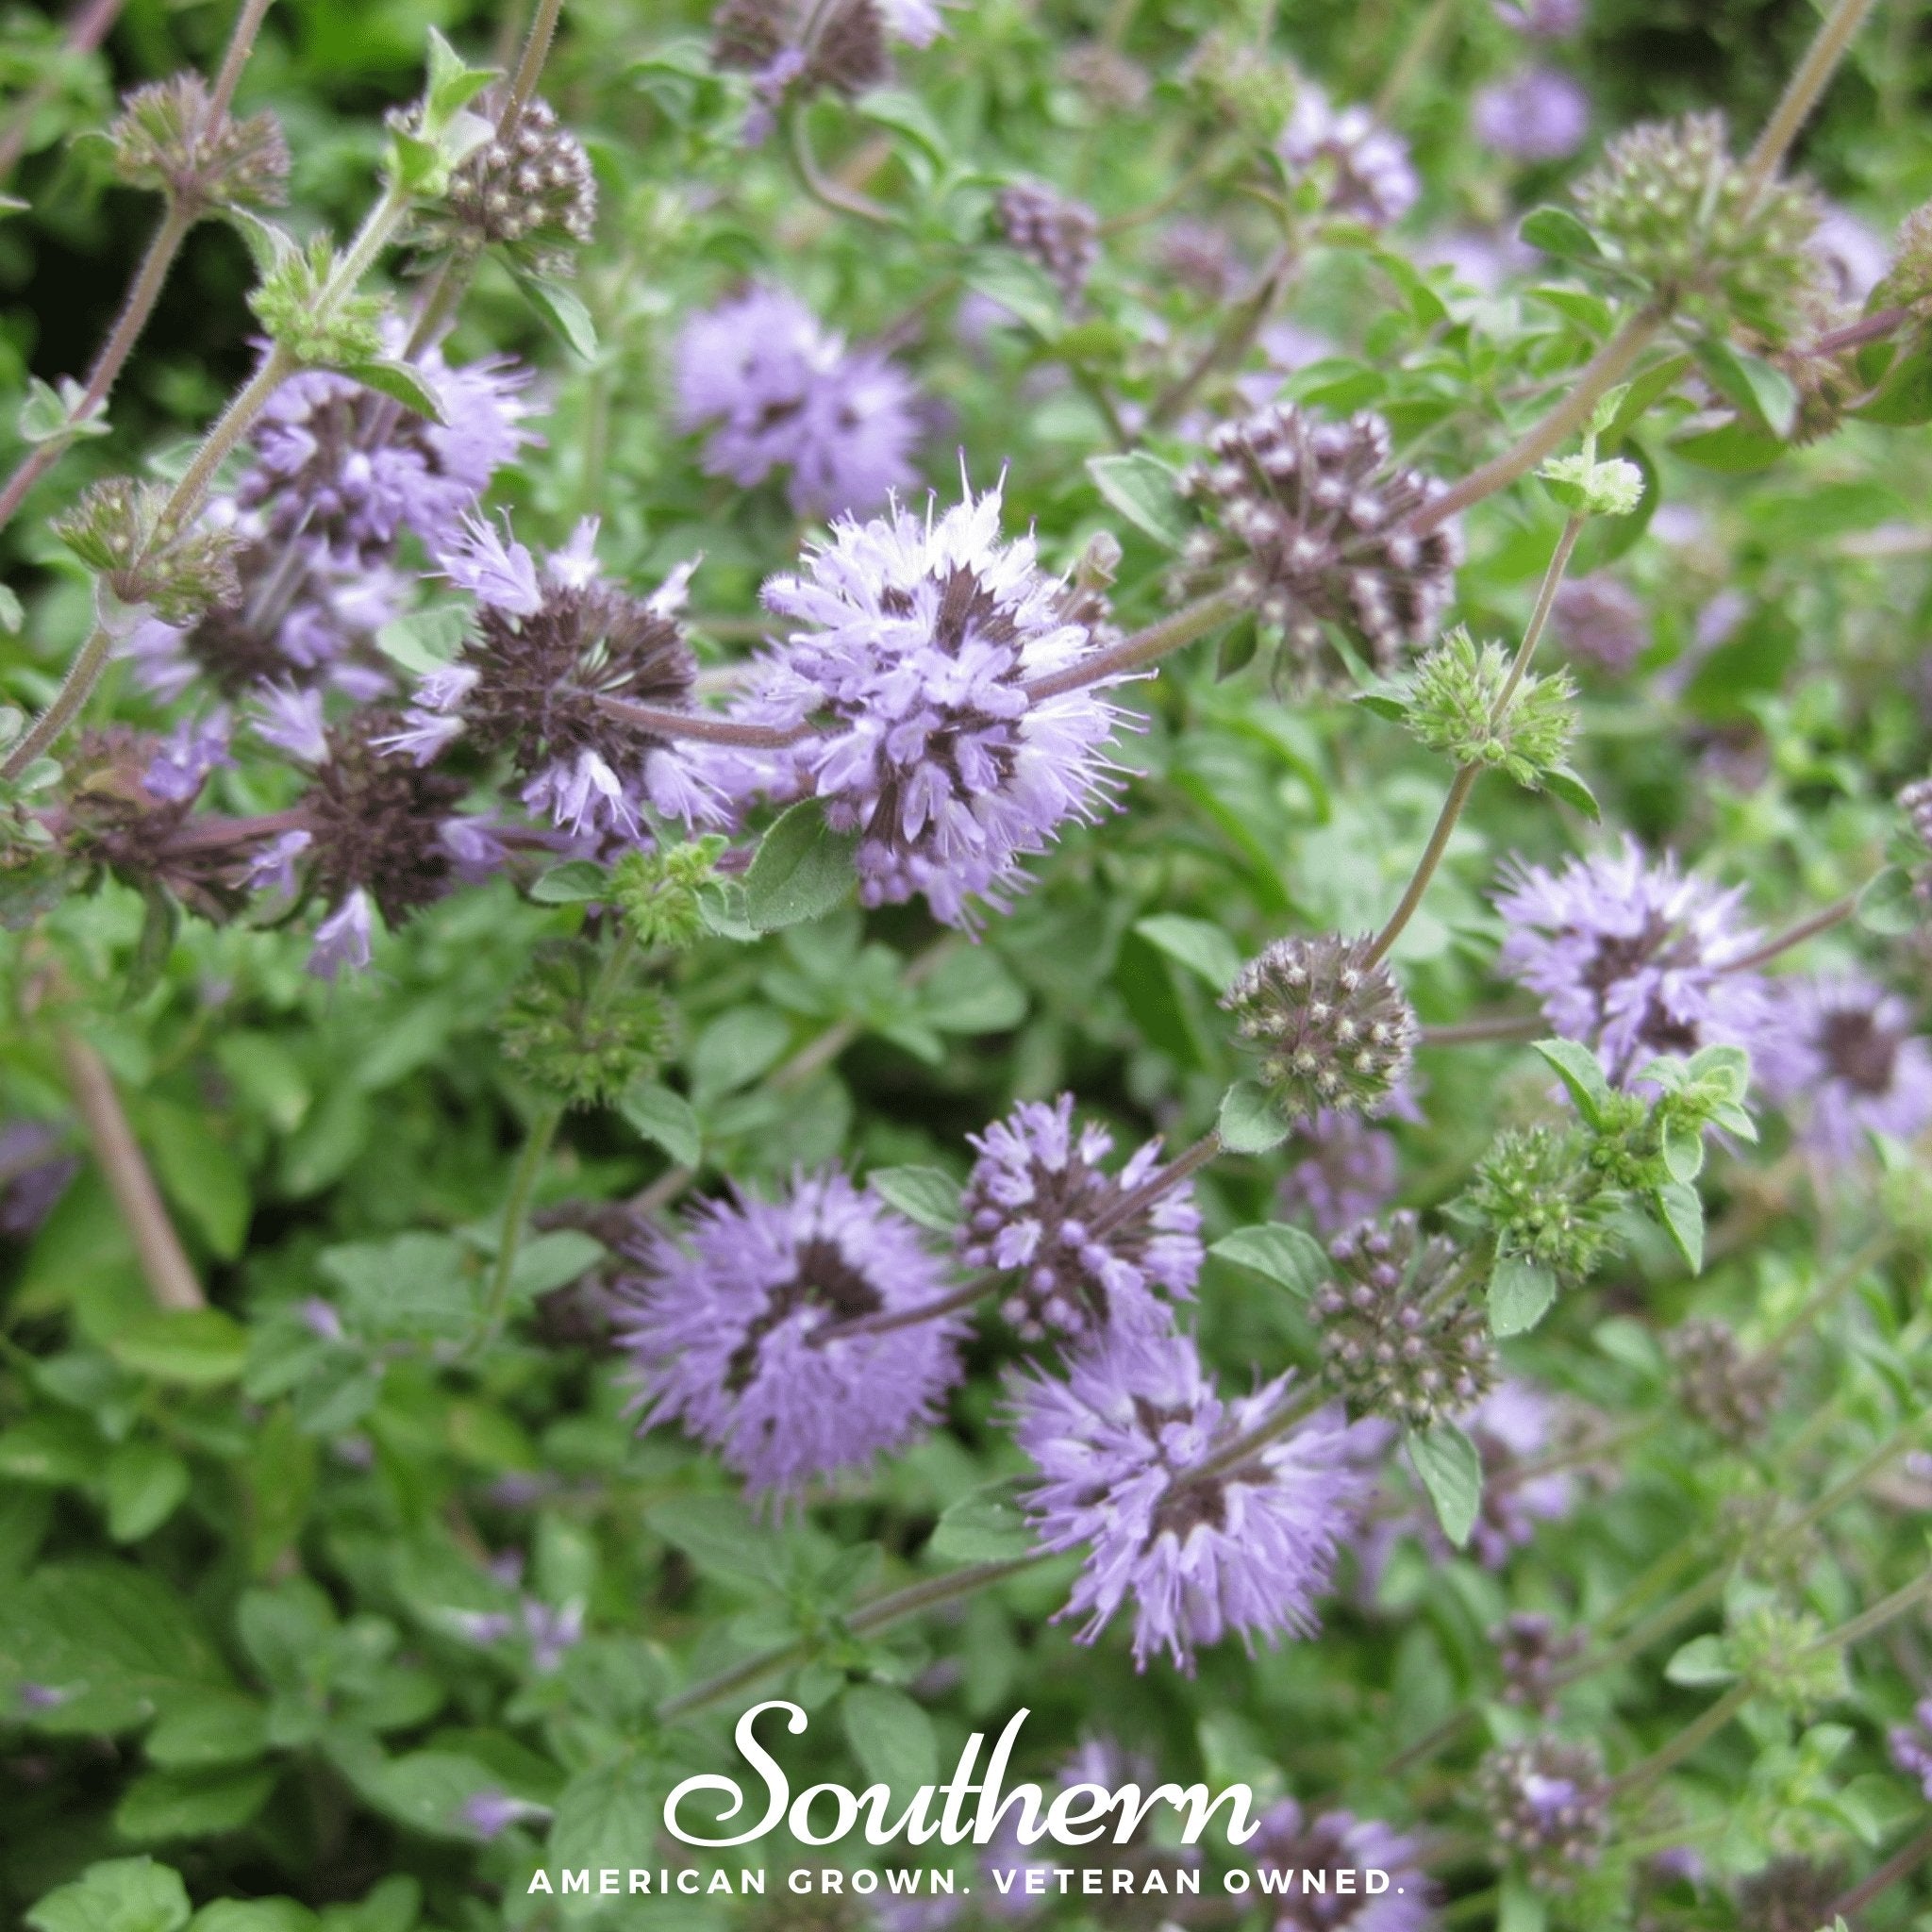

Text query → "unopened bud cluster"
[1179,406,1461,689]
[110,74,291,217]
[610,839,729,953]
[1463,1124,1621,1282]
[431,95,598,273]
[1727,1602,1845,1714]
[1492,1611,1585,1717]
[55,480,241,625]
[1312,1212,1495,1428]
[498,942,672,1107]
[1222,934,1417,1124]
[1572,112,1822,339]
[1478,1735,1610,1890]
[249,237,389,368]
[997,181,1100,305]
[1404,628,1578,790]
[1667,1317,1779,1447]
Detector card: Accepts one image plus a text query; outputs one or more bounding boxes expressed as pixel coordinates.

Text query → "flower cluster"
[1247,1798,1433,1932]
[956,1094,1203,1342]
[996,181,1101,304]
[673,286,922,517]
[1478,1735,1610,1890]
[1667,1317,1780,1446]
[1279,84,1419,228]
[1757,975,1932,1160]
[425,93,597,272]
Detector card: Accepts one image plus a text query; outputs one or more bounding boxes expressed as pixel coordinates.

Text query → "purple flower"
[1464,1380,1578,1568]
[0,1122,79,1240]
[616,1169,964,1502]
[1011,1326,1371,1671]
[1809,205,1890,305]
[459,1789,551,1840]
[729,482,1124,925]
[1279,85,1419,228]
[297,1296,344,1341]
[1473,67,1590,162]
[438,515,542,615]
[309,889,375,980]
[1890,1697,1932,1798]
[1550,574,1646,675]
[1756,975,1932,1160]
[674,286,922,518]
[958,1095,1203,1341]
[879,0,948,45]
[242,829,311,897]
[1248,1798,1432,1932]
[1493,840,1770,1081]
[143,709,232,802]
[1494,0,1585,37]
[253,683,330,764]
[522,1597,584,1674]
[1276,1109,1400,1238]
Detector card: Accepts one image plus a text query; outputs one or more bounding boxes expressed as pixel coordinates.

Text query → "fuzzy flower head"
[997,181,1100,305]
[957,1094,1203,1342]
[1224,935,1418,1124]
[429,93,597,274]
[1493,840,1770,1081]
[616,1169,963,1502]
[709,0,940,139]
[1248,1798,1432,1932]
[1572,111,1822,341]
[1668,1317,1780,1447]
[675,286,921,517]
[1478,1736,1609,1890]
[1279,85,1419,228]
[1756,975,1932,1161]
[1473,67,1590,162]
[1492,1612,1585,1717]
[390,519,716,840]
[1313,1213,1496,1430]
[738,482,1124,926]
[1181,406,1461,688]
[1011,1325,1369,1671]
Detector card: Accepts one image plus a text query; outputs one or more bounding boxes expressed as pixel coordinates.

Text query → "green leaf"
[102,1441,191,1543]
[1670,418,1786,473]
[507,1231,604,1305]
[115,1765,276,1842]
[548,1757,658,1878]
[1851,331,1932,427]
[145,1691,271,1769]
[1530,1038,1611,1126]
[960,248,1062,337]
[1518,206,1601,260]
[26,1858,192,1932]
[318,1232,475,1341]
[528,859,608,905]
[1665,1634,1738,1688]
[510,270,598,359]
[928,1486,1034,1561]
[373,605,468,675]
[1086,452,1191,549]
[0,584,22,632]
[1406,1424,1482,1548]
[1541,764,1601,821]
[1660,1116,1705,1184]
[190,1903,318,1932]
[1489,1257,1557,1338]
[742,801,859,929]
[111,1310,249,1387]
[367,1751,501,1840]
[1693,339,1797,439]
[644,1494,779,1590]
[1655,1178,1705,1273]
[1133,914,1242,993]
[1209,1223,1329,1297]
[841,1683,939,1792]
[341,359,446,424]
[618,1081,702,1166]
[869,1165,961,1233]
[1496,1873,1548,1932]
[1217,1079,1291,1154]
[918,946,1028,1034]
[142,1104,250,1257]
[1857,865,1920,937]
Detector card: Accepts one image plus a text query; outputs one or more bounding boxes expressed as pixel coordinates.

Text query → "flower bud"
[54,479,242,625]
[110,74,290,216]
[498,941,673,1107]
[1478,1735,1609,1890]
[1403,627,1578,789]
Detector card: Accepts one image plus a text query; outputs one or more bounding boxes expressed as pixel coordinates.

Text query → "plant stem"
[1808,1563,1932,1655]
[1149,242,1296,430]
[1420,1012,1543,1046]
[1723,891,1859,973]
[1497,514,1581,709]
[1022,591,1244,701]
[787,105,893,226]
[1373,0,1456,121]
[206,0,276,125]
[2,625,113,782]
[501,0,565,136]
[1610,1680,1753,1797]
[1741,0,1878,207]
[1832,1820,1932,1922]
[657,1555,1049,1721]
[593,694,814,749]
[1409,308,1664,536]
[1085,1129,1222,1241]
[823,1270,1001,1342]
[477,1102,564,1343]
[163,341,297,525]
[58,1027,206,1311]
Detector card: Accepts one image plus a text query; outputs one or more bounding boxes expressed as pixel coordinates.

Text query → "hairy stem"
[501,0,565,136]
[1723,891,1859,974]
[1741,0,1878,206]
[1150,243,1296,430]
[1409,308,1664,536]
[1373,0,1455,121]
[1609,1681,1753,1797]
[58,1027,206,1311]
[1085,1128,1223,1241]
[205,0,277,125]
[657,1555,1050,1721]
[594,694,814,749]
[2,625,114,782]
[162,340,297,525]
[1831,1819,1932,1922]
[1022,591,1243,702]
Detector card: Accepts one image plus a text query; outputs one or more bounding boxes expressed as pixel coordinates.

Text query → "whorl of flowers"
[956,1094,1203,1342]
[1572,111,1823,339]
[1279,84,1419,229]
[1473,67,1590,163]
[1756,974,1932,1160]
[709,0,944,141]
[1493,839,1770,1081]
[1224,935,1418,1124]
[1312,1213,1496,1430]
[1492,1611,1585,1717]
[1010,1325,1370,1672]
[1277,1108,1401,1237]
[1478,1735,1610,1890]
[673,286,922,518]
[429,93,597,273]
[1550,573,1647,675]
[385,518,721,840]
[109,73,291,215]
[1407,627,1577,789]
[1668,1317,1780,1447]
[728,481,1125,926]
[1247,1798,1433,1932]
[1733,1859,1849,1932]
[996,181,1100,304]
[1179,406,1461,688]
[615,1169,964,1502]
